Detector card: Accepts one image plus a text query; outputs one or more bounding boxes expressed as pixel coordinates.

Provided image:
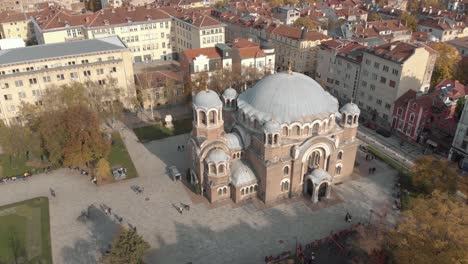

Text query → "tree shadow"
[145,204,356,264]
[60,207,120,264]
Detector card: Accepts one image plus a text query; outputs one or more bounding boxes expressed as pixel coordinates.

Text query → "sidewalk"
[357,127,417,169]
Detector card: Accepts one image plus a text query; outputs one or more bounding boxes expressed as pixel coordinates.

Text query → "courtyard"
[0,126,399,264]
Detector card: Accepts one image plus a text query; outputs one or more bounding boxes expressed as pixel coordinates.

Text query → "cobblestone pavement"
[0,127,399,264]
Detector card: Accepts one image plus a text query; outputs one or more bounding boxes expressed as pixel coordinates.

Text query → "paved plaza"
[0,127,399,264]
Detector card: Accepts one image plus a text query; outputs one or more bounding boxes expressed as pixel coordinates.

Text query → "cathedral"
[188,71,360,204]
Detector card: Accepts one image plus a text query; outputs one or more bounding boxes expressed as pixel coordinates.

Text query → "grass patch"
[108,132,138,179]
[0,154,34,179]
[133,118,192,142]
[0,197,52,264]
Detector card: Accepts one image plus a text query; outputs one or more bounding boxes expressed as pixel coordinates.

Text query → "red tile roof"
[87,6,171,27]
[266,24,330,41]
[238,47,265,59]
[232,38,258,48]
[0,11,30,23]
[182,47,221,61]
[432,79,468,100]
[367,41,432,62]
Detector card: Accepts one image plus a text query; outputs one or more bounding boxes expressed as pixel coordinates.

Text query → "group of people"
[368,167,377,174]
[177,145,186,151]
[68,166,89,176]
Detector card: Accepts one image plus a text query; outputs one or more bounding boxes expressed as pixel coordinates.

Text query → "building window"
[111,67,117,73]
[374,62,380,69]
[57,74,65,80]
[389,80,396,88]
[97,69,104,75]
[283,166,289,176]
[377,99,382,105]
[43,76,51,83]
[337,151,343,160]
[70,72,78,79]
[335,165,342,175]
[392,69,399,76]
[280,180,289,192]
[15,80,23,87]
[409,113,415,123]
[383,65,389,72]
[385,103,391,109]
[380,76,386,84]
[372,73,378,80]
[29,78,37,85]
[18,92,26,99]
[3,94,13,100]
[83,70,91,77]
[370,84,376,91]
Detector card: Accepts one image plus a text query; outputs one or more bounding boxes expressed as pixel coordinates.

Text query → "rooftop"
[182,47,221,62]
[266,24,330,42]
[366,41,435,63]
[0,36,127,66]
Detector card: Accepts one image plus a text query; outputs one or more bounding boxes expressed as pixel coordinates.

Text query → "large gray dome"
[193,90,222,110]
[237,72,338,124]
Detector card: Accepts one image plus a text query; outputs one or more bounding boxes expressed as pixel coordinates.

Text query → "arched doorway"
[318,183,328,201]
[305,178,314,197]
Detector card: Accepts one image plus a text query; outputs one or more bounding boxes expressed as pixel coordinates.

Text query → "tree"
[214,0,226,8]
[352,224,388,264]
[100,227,150,264]
[410,156,458,195]
[189,72,209,95]
[387,191,468,264]
[368,12,382,21]
[268,0,284,8]
[0,122,40,164]
[430,43,461,87]
[400,12,417,32]
[293,17,319,30]
[455,97,466,121]
[407,0,441,11]
[38,105,110,167]
[209,68,234,93]
[165,79,177,106]
[95,158,112,184]
[455,58,468,85]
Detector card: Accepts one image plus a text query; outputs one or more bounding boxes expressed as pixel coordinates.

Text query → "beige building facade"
[0,36,135,125]
[356,42,437,124]
[188,71,360,204]
[173,15,226,52]
[0,12,34,42]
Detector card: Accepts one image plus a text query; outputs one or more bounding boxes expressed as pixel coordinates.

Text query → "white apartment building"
[0,36,135,125]
[173,14,226,52]
[32,6,174,62]
[356,41,437,123]
[316,40,365,105]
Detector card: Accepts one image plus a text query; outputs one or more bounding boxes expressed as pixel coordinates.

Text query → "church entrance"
[318,183,328,201]
[305,178,314,197]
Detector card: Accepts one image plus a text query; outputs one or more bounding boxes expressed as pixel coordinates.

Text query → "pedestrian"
[373,167,376,173]
[182,145,185,151]
[177,145,181,151]
[178,207,183,214]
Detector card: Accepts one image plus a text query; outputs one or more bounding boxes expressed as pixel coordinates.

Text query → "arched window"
[232,154,236,159]
[353,115,358,124]
[200,111,207,125]
[303,126,310,135]
[292,125,300,136]
[310,150,321,167]
[253,119,258,129]
[218,188,222,195]
[342,113,346,123]
[282,126,289,136]
[249,186,253,193]
[409,113,415,123]
[283,166,289,176]
[246,187,250,194]
[241,188,245,195]
[208,110,216,124]
[268,134,273,144]
[223,186,227,194]
[218,164,225,174]
[281,180,289,192]
[312,123,320,135]
[337,151,343,160]
[209,163,216,174]
[254,185,258,191]
[336,165,342,175]
[273,134,279,144]
[347,115,353,125]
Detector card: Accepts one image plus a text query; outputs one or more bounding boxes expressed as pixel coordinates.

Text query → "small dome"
[340,103,360,115]
[193,90,222,109]
[231,160,257,187]
[307,168,332,184]
[263,120,281,133]
[222,88,237,100]
[224,133,243,150]
[206,149,229,163]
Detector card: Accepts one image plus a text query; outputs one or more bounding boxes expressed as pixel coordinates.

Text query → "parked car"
[376,128,392,138]
[169,166,181,181]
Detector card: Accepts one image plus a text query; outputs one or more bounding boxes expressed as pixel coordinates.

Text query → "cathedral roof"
[231,160,257,187]
[224,133,243,151]
[193,89,222,110]
[206,149,229,163]
[237,72,338,124]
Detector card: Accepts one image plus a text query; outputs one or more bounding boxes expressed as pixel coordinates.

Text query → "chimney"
[300,26,308,40]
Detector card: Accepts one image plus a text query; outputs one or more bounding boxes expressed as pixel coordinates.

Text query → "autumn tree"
[39,105,110,167]
[387,191,468,264]
[455,58,468,85]
[95,158,112,184]
[400,12,417,32]
[269,0,284,8]
[100,227,150,264]
[367,12,382,21]
[135,72,157,120]
[410,156,458,195]
[0,122,40,164]
[214,0,226,8]
[430,43,461,87]
[189,72,209,95]
[293,17,319,30]
[352,224,389,264]
[407,0,441,12]
[209,68,234,93]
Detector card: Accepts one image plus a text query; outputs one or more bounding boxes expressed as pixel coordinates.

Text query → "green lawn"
[0,197,52,264]
[0,154,34,179]
[133,118,193,142]
[108,132,138,179]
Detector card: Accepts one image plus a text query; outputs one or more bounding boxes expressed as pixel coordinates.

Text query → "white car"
[169,166,182,181]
